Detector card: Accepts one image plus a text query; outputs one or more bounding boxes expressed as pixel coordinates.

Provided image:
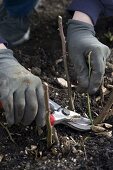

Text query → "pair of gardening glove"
[67,20,110,94]
[0,49,45,127]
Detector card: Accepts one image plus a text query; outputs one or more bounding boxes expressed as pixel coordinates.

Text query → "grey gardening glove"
[67,20,110,94]
[0,49,45,127]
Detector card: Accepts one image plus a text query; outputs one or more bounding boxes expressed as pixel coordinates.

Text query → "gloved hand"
[67,20,110,94]
[0,49,45,127]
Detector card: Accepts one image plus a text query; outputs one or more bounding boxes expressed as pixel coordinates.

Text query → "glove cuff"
[67,19,95,36]
[0,48,17,61]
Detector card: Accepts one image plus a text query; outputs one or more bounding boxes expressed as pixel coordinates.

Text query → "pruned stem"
[87,51,93,125]
[43,82,52,148]
[94,89,113,125]
[58,15,75,111]
[52,127,60,146]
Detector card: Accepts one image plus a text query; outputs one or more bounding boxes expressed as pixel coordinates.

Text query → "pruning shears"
[0,100,91,131]
[49,99,91,131]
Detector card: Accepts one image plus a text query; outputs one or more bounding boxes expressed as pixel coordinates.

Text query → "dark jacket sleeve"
[0,37,8,46]
[68,0,104,25]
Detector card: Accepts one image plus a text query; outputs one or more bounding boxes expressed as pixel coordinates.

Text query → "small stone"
[73,159,77,163]
[41,156,47,160]
[48,159,51,163]
[71,157,76,163]
[57,163,61,167]
[78,150,83,155]
[17,165,21,168]
[20,151,24,154]
[31,145,37,150]
[72,147,77,154]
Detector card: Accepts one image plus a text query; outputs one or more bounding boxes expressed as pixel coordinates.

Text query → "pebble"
[20,151,24,154]
[72,147,78,154]
[71,158,77,163]
[17,165,21,169]
[31,67,41,76]
[57,163,61,167]
[41,156,47,160]
[78,150,83,155]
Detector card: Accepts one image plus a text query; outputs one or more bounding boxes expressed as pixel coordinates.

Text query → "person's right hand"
[0,49,45,127]
[67,20,110,94]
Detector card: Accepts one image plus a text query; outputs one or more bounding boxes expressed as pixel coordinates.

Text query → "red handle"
[50,114,55,126]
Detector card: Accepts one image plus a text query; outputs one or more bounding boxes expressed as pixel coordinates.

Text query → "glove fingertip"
[88,86,99,95]
[36,115,46,128]
[77,76,89,93]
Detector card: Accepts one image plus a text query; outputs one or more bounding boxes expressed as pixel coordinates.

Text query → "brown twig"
[58,16,75,111]
[99,80,105,105]
[94,89,113,125]
[0,122,15,144]
[52,127,60,146]
[43,82,52,148]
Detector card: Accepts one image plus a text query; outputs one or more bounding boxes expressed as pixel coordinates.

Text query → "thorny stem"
[58,15,75,111]
[43,82,52,148]
[87,51,93,125]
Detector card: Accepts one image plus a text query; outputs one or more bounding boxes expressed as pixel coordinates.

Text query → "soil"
[1,0,113,170]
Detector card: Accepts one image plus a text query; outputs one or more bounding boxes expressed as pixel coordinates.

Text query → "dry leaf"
[106,84,113,89]
[51,147,58,156]
[57,78,68,87]
[97,123,112,129]
[25,145,37,153]
[56,78,75,88]
[55,58,63,65]
[95,96,101,102]
[91,125,106,132]
[104,123,112,129]
[0,155,3,162]
[31,145,37,151]
[60,136,71,154]
[39,151,42,157]
[101,86,108,94]
[95,131,112,138]
[96,87,110,101]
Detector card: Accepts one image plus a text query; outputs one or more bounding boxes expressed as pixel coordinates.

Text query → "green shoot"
[87,51,93,125]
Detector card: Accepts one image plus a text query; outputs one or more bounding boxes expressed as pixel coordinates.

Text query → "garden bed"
[1,0,113,169]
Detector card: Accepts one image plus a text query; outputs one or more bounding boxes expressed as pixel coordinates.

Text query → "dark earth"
[1,0,113,169]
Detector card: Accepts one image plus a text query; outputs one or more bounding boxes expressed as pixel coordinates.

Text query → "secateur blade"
[49,99,91,131]
[62,117,91,131]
